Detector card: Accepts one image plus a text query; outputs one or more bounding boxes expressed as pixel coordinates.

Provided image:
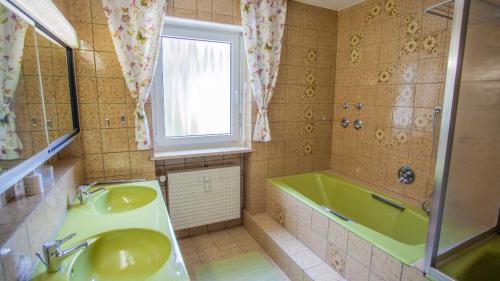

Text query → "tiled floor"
[178,226,291,281]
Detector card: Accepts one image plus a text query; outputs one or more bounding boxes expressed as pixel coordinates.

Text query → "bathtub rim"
[267,170,429,265]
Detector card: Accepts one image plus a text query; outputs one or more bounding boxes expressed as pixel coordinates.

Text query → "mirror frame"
[0,0,80,194]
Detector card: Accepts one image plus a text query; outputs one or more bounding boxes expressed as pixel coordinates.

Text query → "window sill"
[152,146,253,160]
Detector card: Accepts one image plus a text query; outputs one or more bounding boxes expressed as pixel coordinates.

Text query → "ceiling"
[295,0,362,10]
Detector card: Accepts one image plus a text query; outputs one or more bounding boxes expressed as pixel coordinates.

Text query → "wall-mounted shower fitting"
[355,102,363,110]
[341,118,350,128]
[342,102,349,109]
[353,119,363,130]
[398,165,416,184]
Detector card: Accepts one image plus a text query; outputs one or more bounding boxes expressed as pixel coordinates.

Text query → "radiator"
[168,166,241,230]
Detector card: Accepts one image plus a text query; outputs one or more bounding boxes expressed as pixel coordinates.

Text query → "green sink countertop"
[31,181,189,281]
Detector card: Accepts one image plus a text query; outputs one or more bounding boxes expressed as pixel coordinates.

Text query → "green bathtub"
[269,171,429,265]
[439,234,500,280]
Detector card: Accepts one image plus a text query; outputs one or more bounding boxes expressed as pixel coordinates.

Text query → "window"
[153,17,245,154]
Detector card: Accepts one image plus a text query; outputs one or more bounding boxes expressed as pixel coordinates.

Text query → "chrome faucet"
[422,192,433,215]
[36,233,88,273]
[76,182,105,204]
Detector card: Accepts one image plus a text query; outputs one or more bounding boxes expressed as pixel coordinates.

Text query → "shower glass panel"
[438,0,500,252]
[425,0,500,280]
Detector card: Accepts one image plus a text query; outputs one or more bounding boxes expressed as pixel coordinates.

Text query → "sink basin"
[69,229,171,281]
[93,186,157,214]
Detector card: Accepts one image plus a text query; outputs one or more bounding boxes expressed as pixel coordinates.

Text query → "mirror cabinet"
[0,1,79,193]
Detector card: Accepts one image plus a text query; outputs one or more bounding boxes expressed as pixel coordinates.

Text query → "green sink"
[92,186,157,214]
[69,229,171,281]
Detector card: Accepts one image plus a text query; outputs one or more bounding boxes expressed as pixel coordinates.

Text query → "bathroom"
[0,0,498,280]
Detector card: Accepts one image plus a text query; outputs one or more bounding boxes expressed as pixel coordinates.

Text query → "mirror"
[34,29,74,143]
[0,6,49,171]
[0,2,79,191]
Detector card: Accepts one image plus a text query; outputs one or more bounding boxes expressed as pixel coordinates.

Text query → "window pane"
[162,37,232,138]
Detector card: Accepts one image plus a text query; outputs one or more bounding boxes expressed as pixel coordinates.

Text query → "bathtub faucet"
[422,192,433,215]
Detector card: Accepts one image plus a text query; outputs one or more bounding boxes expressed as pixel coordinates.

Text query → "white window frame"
[153,17,244,153]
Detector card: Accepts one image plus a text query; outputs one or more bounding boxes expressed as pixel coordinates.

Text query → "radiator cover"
[168,166,241,230]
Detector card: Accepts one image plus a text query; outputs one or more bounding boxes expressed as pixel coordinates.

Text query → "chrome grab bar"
[320,205,352,222]
[371,194,405,211]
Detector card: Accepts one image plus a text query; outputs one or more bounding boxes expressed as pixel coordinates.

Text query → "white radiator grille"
[168,166,241,230]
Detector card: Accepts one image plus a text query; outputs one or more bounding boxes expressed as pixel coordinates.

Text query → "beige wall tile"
[311,210,328,236]
[73,22,94,50]
[327,220,348,253]
[95,51,122,78]
[401,265,428,281]
[93,24,114,51]
[83,154,104,179]
[174,8,197,19]
[290,250,322,271]
[212,0,233,16]
[54,77,70,102]
[52,48,69,77]
[90,0,107,24]
[79,103,100,129]
[96,78,126,104]
[347,233,373,267]
[197,0,211,12]
[370,247,402,281]
[74,50,96,77]
[130,151,155,174]
[309,230,327,260]
[326,241,346,276]
[38,49,53,77]
[81,129,102,154]
[174,0,196,10]
[103,152,131,176]
[101,128,129,152]
[56,103,73,130]
[305,263,343,281]
[77,78,98,104]
[346,255,370,281]
[99,104,128,128]
[68,0,92,23]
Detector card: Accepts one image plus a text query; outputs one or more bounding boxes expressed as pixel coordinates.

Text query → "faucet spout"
[76,184,105,205]
[58,241,88,257]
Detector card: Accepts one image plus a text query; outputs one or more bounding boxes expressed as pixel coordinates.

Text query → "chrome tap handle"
[86,187,105,195]
[341,118,350,128]
[36,252,47,266]
[398,165,416,184]
[56,233,76,246]
[79,181,98,192]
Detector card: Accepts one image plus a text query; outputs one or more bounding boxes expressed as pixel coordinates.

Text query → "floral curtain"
[241,0,287,142]
[0,5,29,160]
[102,0,166,150]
